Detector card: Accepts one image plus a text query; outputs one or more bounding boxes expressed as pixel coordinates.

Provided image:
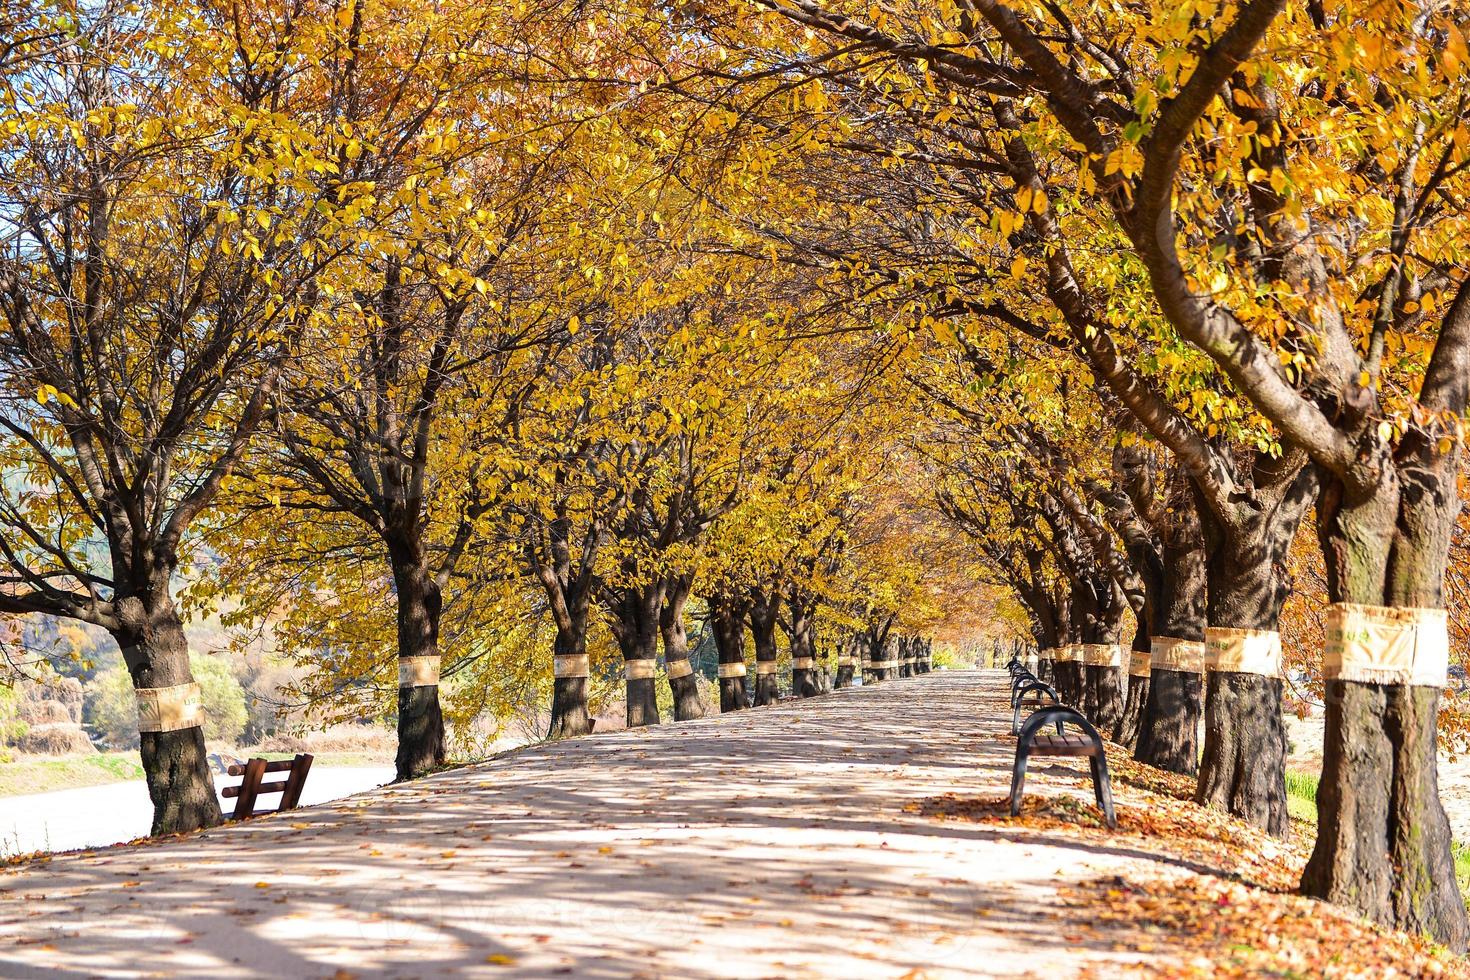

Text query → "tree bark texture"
[749,589,781,706]
[388,542,446,779]
[547,624,593,739]
[1193,469,1311,837]
[609,583,662,729]
[711,591,750,712]
[660,576,706,721]
[115,606,222,835]
[1302,437,1469,949]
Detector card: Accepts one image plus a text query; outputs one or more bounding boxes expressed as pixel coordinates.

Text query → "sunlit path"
[3,671,1450,979]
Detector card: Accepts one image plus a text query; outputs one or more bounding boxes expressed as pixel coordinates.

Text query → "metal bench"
[1009,667,1037,702]
[1009,706,1116,829]
[1011,680,1061,733]
[223,754,314,820]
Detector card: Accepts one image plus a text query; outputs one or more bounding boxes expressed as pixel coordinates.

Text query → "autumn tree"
[690,0,1470,942]
[0,0,421,832]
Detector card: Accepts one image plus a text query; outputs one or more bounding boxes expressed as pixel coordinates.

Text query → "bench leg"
[1090,753,1117,829]
[1012,700,1022,735]
[1009,747,1031,817]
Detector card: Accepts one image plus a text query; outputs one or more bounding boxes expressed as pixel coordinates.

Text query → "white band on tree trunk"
[869,659,897,669]
[1054,645,1082,663]
[135,682,205,733]
[1040,648,1058,660]
[1128,649,1152,677]
[1082,644,1124,667]
[755,660,777,675]
[1204,627,1282,677]
[717,662,746,678]
[1324,603,1449,687]
[554,654,590,678]
[1151,636,1205,672]
[666,658,694,679]
[398,655,441,688]
[838,655,856,666]
[625,659,656,680]
[792,656,815,669]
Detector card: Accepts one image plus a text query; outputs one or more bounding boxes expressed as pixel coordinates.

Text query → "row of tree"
[0,0,981,840]
[5,0,1470,951]
[679,0,1469,948]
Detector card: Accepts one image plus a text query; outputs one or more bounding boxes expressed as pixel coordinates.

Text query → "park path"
[0,671,1453,978]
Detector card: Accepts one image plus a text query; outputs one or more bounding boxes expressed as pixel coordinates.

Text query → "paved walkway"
[0,767,395,858]
[0,670,1423,978]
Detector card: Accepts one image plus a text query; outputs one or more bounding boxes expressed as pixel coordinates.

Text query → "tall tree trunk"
[834,634,857,689]
[548,622,593,738]
[660,576,706,721]
[711,591,749,712]
[387,540,446,780]
[1083,644,1125,736]
[1194,471,1311,836]
[1302,445,1469,949]
[1079,654,1097,718]
[1134,509,1208,776]
[1117,629,1150,748]
[115,599,222,835]
[1135,644,1204,776]
[609,583,661,728]
[867,627,896,683]
[786,596,820,698]
[749,590,781,707]
[1054,649,1083,707]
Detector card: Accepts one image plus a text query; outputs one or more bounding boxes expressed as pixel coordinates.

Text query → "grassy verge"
[1286,767,1470,904]
[0,753,145,797]
[1285,768,1319,823]
[0,750,393,797]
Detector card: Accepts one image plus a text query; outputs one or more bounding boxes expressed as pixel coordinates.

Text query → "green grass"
[1285,770,1470,911]
[0,752,145,797]
[1285,768,1319,823]
[1454,842,1470,902]
[0,750,391,797]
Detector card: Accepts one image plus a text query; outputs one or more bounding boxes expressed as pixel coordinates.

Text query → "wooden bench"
[223,754,314,820]
[1009,706,1116,828]
[1011,680,1061,734]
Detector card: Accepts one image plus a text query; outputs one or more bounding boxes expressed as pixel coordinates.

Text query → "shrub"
[87,654,248,748]
[0,685,28,750]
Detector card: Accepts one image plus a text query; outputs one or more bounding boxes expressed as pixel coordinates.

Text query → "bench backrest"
[1017,705,1104,746]
[1015,680,1059,704]
[223,754,314,820]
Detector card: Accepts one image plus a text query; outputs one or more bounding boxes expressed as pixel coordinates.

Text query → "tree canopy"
[4,0,1470,951]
